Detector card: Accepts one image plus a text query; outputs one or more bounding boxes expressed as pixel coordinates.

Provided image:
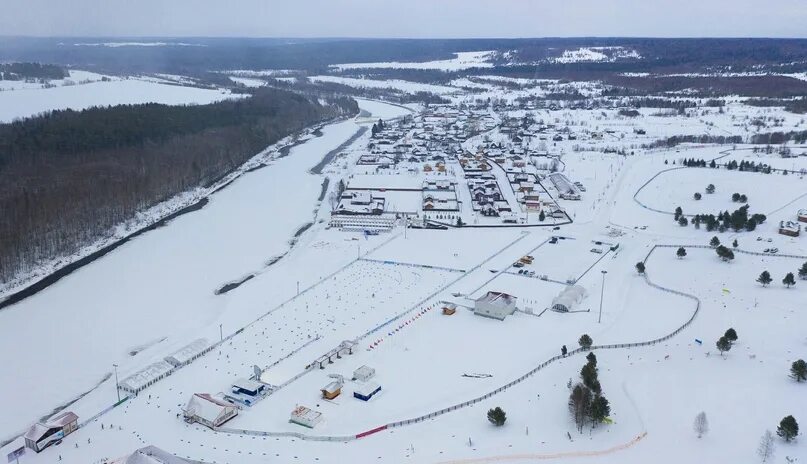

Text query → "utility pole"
[219,323,223,342]
[113,363,120,402]
[297,281,300,296]
[598,270,607,323]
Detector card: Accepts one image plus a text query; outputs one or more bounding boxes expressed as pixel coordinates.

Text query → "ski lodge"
[182,393,238,429]
[24,411,78,452]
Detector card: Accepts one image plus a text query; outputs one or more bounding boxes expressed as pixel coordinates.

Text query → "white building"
[119,361,175,395]
[353,365,376,382]
[289,405,322,428]
[474,291,518,320]
[164,338,210,367]
[122,445,193,464]
[183,393,238,429]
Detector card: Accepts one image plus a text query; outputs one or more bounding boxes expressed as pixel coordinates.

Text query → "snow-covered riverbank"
[0,99,410,442]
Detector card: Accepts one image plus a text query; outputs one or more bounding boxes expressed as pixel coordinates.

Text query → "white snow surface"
[332,51,494,71]
[0,78,243,123]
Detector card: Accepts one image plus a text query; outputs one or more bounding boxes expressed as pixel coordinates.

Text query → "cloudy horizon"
[2,0,807,39]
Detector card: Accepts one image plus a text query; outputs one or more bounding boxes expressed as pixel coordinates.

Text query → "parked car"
[590,248,603,254]
[764,248,770,253]
[770,248,779,253]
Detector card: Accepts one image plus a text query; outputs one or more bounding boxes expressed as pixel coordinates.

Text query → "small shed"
[442,302,457,315]
[353,365,375,382]
[321,381,342,400]
[183,393,238,429]
[353,382,382,401]
[290,405,322,428]
[551,285,587,312]
[24,411,78,452]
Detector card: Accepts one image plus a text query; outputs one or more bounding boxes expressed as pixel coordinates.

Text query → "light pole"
[598,270,607,323]
[219,323,223,342]
[113,363,120,402]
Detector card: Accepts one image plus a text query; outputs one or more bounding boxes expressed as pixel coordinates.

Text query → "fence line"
[217,243,702,441]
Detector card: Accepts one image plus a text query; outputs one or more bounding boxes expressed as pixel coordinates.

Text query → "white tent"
[551,285,587,312]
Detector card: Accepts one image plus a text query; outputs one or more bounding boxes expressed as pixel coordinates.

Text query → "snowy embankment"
[0,99,406,443]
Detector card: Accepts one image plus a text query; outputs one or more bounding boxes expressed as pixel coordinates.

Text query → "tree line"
[0,88,358,284]
[0,62,67,80]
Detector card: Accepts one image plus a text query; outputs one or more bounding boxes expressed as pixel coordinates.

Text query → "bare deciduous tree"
[757,430,775,463]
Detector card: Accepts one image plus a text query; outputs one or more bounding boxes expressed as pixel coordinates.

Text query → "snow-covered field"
[3,69,807,464]
[309,75,460,96]
[332,51,494,71]
[0,77,242,122]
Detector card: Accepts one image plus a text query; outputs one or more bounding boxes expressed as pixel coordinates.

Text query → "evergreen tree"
[791,359,807,382]
[716,336,732,358]
[783,272,796,288]
[798,261,807,280]
[693,411,709,438]
[758,430,775,463]
[538,210,546,222]
[757,271,772,286]
[586,351,597,366]
[578,334,593,350]
[706,184,716,194]
[674,206,683,221]
[732,239,738,248]
[776,415,799,442]
[568,383,592,433]
[581,363,598,390]
[710,236,721,247]
[635,262,645,274]
[724,328,738,342]
[678,216,689,226]
[677,247,687,259]
[487,406,507,426]
[732,192,741,202]
[589,395,611,427]
[693,192,702,200]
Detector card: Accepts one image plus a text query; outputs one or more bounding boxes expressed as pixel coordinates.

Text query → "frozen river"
[0,99,410,442]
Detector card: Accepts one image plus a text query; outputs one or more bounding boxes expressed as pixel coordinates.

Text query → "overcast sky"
[2,0,807,38]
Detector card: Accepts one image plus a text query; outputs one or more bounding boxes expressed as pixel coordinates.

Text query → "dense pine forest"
[0,88,358,284]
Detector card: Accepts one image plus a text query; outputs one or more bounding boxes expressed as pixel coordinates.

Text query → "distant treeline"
[0,88,358,283]
[744,98,807,114]
[750,130,807,145]
[645,134,743,148]
[0,62,67,80]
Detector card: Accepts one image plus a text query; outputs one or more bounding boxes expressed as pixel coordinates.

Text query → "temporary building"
[474,291,517,320]
[353,365,376,381]
[119,361,174,395]
[232,378,267,397]
[551,285,587,312]
[183,393,238,429]
[354,381,382,401]
[125,445,193,464]
[24,411,78,452]
[289,405,322,428]
[164,339,210,367]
